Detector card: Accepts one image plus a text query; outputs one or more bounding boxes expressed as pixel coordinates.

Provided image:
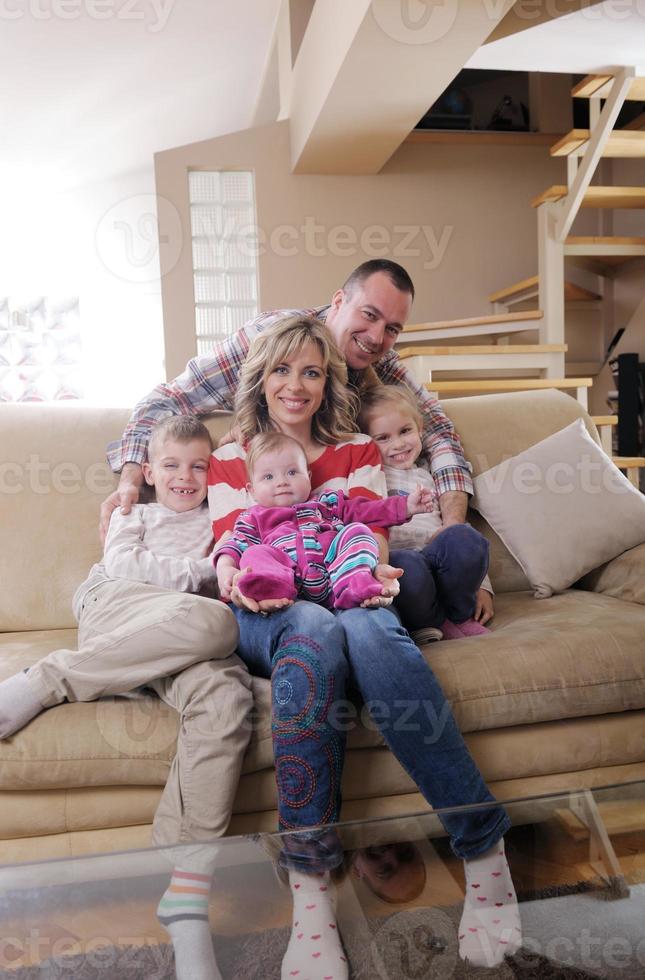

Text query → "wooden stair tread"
[531,185,645,209]
[613,456,645,468]
[399,344,566,358]
[572,74,645,102]
[425,378,592,393]
[566,235,645,246]
[489,275,600,303]
[400,310,542,335]
[591,415,618,426]
[551,129,645,158]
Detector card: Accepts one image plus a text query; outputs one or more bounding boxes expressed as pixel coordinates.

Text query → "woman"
[209,315,521,977]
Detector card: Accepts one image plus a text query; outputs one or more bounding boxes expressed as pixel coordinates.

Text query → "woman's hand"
[229,567,294,615]
[474,588,494,625]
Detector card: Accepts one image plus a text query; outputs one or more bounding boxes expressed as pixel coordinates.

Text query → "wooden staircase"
[394,69,644,481]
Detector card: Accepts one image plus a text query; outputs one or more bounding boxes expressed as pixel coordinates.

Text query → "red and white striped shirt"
[208,433,388,543]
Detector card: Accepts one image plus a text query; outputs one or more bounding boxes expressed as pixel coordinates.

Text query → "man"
[101,259,472,541]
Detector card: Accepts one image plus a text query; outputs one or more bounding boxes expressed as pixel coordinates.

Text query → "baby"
[215,431,433,611]
[359,385,493,643]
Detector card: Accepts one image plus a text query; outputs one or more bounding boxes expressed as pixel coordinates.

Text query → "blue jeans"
[233,600,509,871]
[392,523,489,630]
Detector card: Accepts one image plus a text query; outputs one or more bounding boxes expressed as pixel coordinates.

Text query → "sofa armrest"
[578,542,645,605]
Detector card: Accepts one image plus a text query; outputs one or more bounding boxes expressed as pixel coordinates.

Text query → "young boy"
[0,416,254,980]
[215,430,434,611]
[0,416,252,846]
[359,385,493,644]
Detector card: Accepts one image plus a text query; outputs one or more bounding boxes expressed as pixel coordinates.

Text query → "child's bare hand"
[474,588,494,625]
[374,563,403,598]
[217,564,238,602]
[406,484,434,517]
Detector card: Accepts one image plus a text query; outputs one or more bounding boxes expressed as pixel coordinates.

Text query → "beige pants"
[27,579,252,846]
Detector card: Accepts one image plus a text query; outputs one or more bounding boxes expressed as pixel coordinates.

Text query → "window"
[0,297,82,402]
[189,171,259,354]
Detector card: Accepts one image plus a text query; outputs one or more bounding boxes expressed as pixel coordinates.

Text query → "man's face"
[326,271,412,371]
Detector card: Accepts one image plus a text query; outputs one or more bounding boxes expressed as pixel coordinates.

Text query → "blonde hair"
[358,384,423,435]
[234,315,358,446]
[245,432,307,481]
[147,415,213,460]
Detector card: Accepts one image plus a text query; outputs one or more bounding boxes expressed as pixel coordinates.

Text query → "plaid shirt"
[107,306,473,497]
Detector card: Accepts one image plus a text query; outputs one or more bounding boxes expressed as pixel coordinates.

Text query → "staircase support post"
[537,203,565,378]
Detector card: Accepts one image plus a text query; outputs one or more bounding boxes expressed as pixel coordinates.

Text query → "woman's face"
[263,340,327,432]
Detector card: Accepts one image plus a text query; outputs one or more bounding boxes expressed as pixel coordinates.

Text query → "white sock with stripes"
[157,869,222,980]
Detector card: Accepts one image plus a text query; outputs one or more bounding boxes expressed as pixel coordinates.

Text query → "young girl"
[359,384,494,645]
[208,315,521,978]
[215,430,433,611]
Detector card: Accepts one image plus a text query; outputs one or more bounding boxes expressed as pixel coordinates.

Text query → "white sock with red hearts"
[281,870,349,980]
[458,839,522,968]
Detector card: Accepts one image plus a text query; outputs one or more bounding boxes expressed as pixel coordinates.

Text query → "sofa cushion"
[2,588,645,791]
[471,419,645,597]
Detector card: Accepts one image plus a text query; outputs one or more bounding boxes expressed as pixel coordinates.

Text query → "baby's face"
[367,407,422,470]
[249,446,312,507]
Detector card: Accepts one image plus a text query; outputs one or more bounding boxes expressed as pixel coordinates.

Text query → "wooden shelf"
[614,456,645,468]
[488,275,599,303]
[399,344,566,358]
[401,310,542,335]
[425,378,592,393]
[406,130,561,147]
[531,185,645,209]
[573,74,645,102]
[551,130,645,158]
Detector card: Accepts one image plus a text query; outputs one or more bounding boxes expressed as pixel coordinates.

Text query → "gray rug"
[0,903,603,980]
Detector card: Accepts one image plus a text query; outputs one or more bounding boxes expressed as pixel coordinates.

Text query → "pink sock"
[457,618,490,636]
[333,570,383,610]
[440,619,465,640]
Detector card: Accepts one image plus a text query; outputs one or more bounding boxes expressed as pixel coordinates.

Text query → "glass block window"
[0,298,82,402]
[189,171,259,354]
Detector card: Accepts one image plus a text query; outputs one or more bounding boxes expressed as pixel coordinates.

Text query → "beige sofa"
[2,389,645,865]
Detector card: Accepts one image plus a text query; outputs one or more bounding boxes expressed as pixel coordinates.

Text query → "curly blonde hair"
[234,315,358,445]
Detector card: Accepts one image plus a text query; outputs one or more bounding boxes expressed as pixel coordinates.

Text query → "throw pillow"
[472,418,645,598]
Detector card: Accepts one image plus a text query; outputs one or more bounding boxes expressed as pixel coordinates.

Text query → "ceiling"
[1,0,643,196]
[0,0,280,193]
[469,0,645,73]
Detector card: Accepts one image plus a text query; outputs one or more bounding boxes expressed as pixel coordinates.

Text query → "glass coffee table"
[1,782,645,978]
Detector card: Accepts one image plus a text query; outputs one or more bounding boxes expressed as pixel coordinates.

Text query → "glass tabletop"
[1,780,645,978]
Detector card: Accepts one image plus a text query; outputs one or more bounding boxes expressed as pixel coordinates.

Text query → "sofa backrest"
[0,389,596,631]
